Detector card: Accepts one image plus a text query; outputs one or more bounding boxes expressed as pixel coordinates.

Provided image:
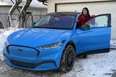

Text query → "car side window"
[0,21,4,29]
[84,15,110,28]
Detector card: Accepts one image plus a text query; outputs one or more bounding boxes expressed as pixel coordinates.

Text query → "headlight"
[39,41,64,49]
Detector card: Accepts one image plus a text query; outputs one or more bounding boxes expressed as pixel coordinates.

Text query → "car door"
[76,14,111,54]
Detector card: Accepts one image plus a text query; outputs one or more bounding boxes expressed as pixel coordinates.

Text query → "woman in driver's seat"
[76,7,94,28]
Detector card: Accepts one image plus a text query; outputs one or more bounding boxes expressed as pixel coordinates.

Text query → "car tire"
[60,45,76,72]
[82,54,87,58]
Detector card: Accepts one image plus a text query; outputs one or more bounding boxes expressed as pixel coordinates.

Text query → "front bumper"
[3,45,64,71]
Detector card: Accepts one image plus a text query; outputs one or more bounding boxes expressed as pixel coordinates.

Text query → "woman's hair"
[82,7,90,16]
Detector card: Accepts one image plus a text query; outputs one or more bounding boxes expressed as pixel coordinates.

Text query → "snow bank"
[0,28,20,61]
[62,50,116,77]
[78,51,116,77]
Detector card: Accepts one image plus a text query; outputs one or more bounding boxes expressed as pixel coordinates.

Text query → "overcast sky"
[0,0,47,8]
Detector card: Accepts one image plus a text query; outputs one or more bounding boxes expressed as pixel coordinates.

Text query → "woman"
[76,7,94,28]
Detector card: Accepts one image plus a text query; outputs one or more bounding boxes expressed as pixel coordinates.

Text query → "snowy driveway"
[0,49,116,77]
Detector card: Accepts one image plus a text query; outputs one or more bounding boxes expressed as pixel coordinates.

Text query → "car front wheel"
[60,45,76,72]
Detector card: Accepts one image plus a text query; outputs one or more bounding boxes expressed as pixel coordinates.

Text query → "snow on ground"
[74,50,116,77]
[110,40,116,49]
[0,50,116,77]
[0,29,116,77]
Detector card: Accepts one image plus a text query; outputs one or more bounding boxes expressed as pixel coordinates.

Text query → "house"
[0,1,47,28]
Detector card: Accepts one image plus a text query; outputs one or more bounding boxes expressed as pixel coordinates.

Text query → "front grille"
[7,45,40,57]
[11,60,38,68]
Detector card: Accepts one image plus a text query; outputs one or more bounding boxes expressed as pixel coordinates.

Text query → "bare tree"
[8,0,22,27]
[1,0,47,28]
[10,0,14,3]
[19,0,32,28]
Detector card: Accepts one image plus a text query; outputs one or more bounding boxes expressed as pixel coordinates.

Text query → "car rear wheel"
[60,45,76,72]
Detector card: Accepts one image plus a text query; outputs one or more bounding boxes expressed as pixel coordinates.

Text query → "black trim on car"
[78,48,110,56]
[4,53,57,68]
[11,60,57,68]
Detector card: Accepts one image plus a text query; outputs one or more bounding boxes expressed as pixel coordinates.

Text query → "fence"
[0,13,44,28]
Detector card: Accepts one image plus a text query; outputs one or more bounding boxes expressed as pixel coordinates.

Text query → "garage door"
[56,1,116,39]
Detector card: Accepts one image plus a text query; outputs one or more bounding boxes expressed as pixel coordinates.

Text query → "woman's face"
[82,9,87,15]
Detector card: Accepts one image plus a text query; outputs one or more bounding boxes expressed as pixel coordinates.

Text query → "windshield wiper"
[33,26,49,28]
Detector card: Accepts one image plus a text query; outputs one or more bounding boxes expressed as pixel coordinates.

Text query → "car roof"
[47,12,79,16]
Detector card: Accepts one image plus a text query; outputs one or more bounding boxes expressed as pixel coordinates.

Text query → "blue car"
[3,12,111,72]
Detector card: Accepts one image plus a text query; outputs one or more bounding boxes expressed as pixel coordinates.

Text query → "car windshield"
[33,13,76,29]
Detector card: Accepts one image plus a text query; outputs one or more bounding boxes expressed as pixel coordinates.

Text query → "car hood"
[8,28,73,47]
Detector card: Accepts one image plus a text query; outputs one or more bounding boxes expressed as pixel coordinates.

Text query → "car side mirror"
[81,24,90,30]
